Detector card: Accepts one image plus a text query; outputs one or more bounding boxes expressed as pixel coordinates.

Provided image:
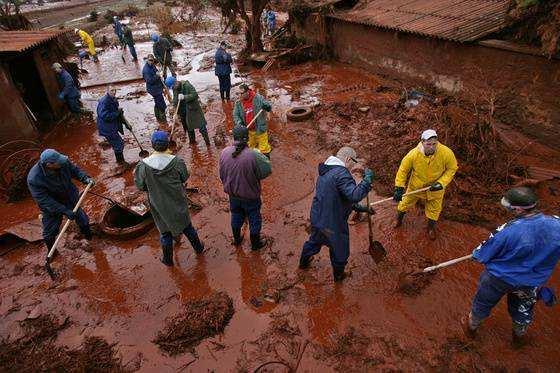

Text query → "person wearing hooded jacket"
[52,63,81,114]
[233,84,272,158]
[151,33,175,78]
[219,125,272,250]
[96,86,131,166]
[299,147,374,282]
[143,54,166,122]
[27,149,95,254]
[393,129,458,240]
[134,131,204,266]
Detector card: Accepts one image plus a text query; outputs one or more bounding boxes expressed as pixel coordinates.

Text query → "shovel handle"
[123,117,146,152]
[246,109,264,130]
[369,186,431,207]
[47,182,93,260]
[422,254,473,273]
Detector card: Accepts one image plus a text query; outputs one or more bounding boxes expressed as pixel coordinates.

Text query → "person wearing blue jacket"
[142,54,167,122]
[52,63,81,114]
[96,86,131,165]
[464,187,560,348]
[214,41,233,101]
[299,147,374,282]
[267,9,276,36]
[27,149,95,254]
[113,16,124,45]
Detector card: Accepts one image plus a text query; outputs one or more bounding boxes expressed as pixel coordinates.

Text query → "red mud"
[1,8,560,373]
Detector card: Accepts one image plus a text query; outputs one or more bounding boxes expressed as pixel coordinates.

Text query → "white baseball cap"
[421,129,437,141]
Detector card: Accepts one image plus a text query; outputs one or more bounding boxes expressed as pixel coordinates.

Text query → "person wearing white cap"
[75,28,98,62]
[393,129,458,239]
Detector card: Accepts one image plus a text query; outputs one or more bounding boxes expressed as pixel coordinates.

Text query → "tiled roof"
[0,30,69,53]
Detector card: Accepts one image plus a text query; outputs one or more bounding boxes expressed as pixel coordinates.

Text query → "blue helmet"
[151,33,160,42]
[165,76,176,89]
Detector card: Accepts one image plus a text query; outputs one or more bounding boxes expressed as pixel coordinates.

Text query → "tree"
[0,0,22,16]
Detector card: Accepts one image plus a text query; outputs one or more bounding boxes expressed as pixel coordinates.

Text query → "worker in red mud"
[122,23,138,62]
[151,33,176,78]
[134,130,204,266]
[219,125,272,250]
[233,84,272,159]
[299,147,374,282]
[27,149,95,255]
[96,86,131,166]
[463,187,560,348]
[143,54,166,122]
[52,63,82,114]
[215,41,233,101]
[112,16,124,46]
[393,129,458,240]
[75,28,98,63]
[165,76,211,146]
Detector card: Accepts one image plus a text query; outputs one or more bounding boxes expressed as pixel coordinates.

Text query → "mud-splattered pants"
[301,227,349,271]
[248,131,271,155]
[160,223,203,252]
[470,270,538,336]
[42,209,90,251]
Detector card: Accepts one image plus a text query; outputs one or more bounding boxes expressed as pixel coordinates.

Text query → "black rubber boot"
[115,152,125,164]
[160,245,173,266]
[187,130,196,144]
[154,107,166,122]
[202,132,211,146]
[250,234,266,251]
[299,255,313,270]
[232,227,243,246]
[333,267,347,282]
[394,211,405,228]
[427,219,437,240]
[81,225,93,240]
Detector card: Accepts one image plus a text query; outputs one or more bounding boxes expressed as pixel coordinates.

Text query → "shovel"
[122,116,149,158]
[366,193,386,263]
[369,186,431,207]
[246,109,264,130]
[417,254,473,274]
[87,190,146,217]
[45,182,93,279]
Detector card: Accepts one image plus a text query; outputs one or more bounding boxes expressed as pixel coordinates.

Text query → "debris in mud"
[153,292,234,355]
[397,256,436,296]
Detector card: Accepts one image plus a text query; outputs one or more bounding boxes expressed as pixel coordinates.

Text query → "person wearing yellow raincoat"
[75,29,98,62]
[393,129,458,240]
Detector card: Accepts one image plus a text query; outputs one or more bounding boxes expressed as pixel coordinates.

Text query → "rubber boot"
[80,225,93,240]
[462,314,478,339]
[187,130,196,144]
[202,132,211,146]
[232,227,243,246]
[160,245,173,266]
[333,267,347,282]
[189,235,205,254]
[250,234,266,251]
[115,152,125,164]
[299,255,313,270]
[394,211,405,228]
[427,219,437,240]
[44,236,56,257]
[154,107,166,123]
[511,322,528,349]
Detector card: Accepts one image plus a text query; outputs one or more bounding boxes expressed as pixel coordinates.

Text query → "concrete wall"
[0,66,37,144]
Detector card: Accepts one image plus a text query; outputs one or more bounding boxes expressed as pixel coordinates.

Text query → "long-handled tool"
[159,54,173,104]
[169,98,182,149]
[247,109,264,130]
[419,254,473,274]
[88,190,145,217]
[366,193,386,263]
[122,116,149,158]
[45,182,93,279]
[369,186,431,207]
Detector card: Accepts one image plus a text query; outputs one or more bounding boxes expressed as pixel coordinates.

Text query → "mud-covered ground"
[1,8,560,373]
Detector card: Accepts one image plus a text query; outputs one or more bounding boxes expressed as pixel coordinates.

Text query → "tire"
[286,106,313,122]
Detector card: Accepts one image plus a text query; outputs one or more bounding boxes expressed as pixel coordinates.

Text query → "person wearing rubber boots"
[214,41,233,101]
[219,126,272,250]
[122,23,138,62]
[52,63,82,114]
[463,187,560,348]
[134,131,204,266]
[112,16,124,46]
[393,129,458,240]
[165,76,211,146]
[233,84,272,159]
[143,54,166,123]
[299,147,374,282]
[27,149,95,255]
[96,86,131,167]
[75,28,98,62]
[151,33,176,78]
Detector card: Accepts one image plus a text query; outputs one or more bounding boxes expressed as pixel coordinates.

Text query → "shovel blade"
[45,261,56,280]
[368,240,386,263]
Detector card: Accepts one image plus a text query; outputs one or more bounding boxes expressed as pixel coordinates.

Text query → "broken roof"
[0,30,69,53]
[330,0,510,42]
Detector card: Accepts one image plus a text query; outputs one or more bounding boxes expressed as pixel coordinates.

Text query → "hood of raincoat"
[318,155,346,176]
[142,152,176,172]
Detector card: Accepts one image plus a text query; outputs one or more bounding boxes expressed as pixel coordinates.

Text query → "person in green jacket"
[134,130,204,266]
[233,83,272,158]
[165,76,210,146]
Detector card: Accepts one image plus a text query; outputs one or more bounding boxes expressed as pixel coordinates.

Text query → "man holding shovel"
[143,54,167,123]
[27,149,95,255]
[393,129,458,240]
[134,130,204,266]
[464,187,560,348]
[151,33,176,78]
[299,147,374,282]
[233,84,272,159]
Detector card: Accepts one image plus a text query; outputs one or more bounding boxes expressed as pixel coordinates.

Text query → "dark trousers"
[42,209,90,249]
[66,96,82,113]
[126,43,137,60]
[179,114,209,142]
[471,270,538,329]
[229,196,262,235]
[152,93,167,121]
[104,132,124,153]
[301,227,349,270]
[160,223,203,252]
[217,74,231,100]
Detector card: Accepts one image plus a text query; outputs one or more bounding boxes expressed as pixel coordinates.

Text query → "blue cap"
[151,33,159,42]
[40,149,68,165]
[165,76,176,89]
[151,130,169,145]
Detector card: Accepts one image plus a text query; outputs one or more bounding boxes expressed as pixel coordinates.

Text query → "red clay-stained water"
[1,16,560,372]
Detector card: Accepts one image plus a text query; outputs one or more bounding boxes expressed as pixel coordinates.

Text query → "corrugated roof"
[0,30,69,53]
[329,0,510,42]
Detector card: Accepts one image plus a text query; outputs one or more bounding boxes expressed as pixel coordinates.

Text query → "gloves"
[85,177,95,186]
[64,210,76,220]
[363,168,374,184]
[429,182,443,191]
[353,204,375,215]
[57,93,64,101]
[178,93,185,101]
[393,187,405,202]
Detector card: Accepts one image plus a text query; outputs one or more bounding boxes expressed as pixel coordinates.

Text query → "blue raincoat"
[142,63,164,96]
[96,93,124,152]
[214,47,232,76]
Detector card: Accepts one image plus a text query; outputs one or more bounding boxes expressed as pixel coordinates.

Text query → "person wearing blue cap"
[134,130,204,266]
[143,54,166,122]
[27,149,95,255]
[96,86,131,166]
[166,76,211,146]
[464,187,560,348]
[151,33,175,78]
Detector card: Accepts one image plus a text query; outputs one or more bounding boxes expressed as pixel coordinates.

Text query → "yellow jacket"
[395,142,458,200]
[78,30,95,49]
